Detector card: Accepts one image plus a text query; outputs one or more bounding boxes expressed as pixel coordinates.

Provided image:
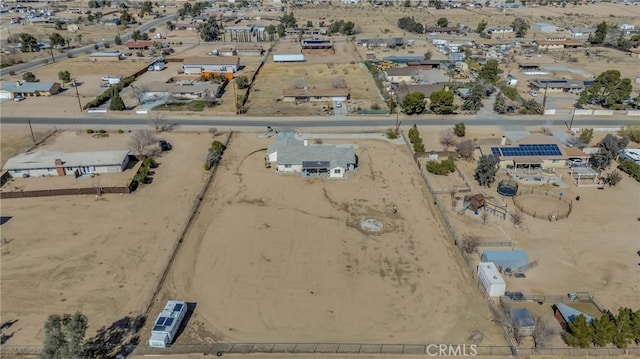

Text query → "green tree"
[426,157,456,175]
[620,125,640,143]
[199,17,222,42]
[453,122,466,137]
[462,86,484,113]
[519,99,543,115]
[279,12,297,27]
[19,33,38,53]
[477,59,502,84]
[511,17,529,37]
[476,19,488,33]
[430,90,458,114]
[612,307,635,348]
[404,0,411,7]
[494,92,507,114]
[605,170,622,186]
[413,137,425,152]
[114,35,122,45]
[22,72,37,82]
[39,312,88,359]
[49,32,66,49]
[109,90,126,111]
[235,75,249,89]
[401,92,426,114]
[120,9,132,25]
[166,21,176,31]
[131,30,142,41]
[437,17,448,27]
[424,50,433,60]
[592,314,616,347]
[54,19,65,30]
[632,309,640,343]
[578,70,632,109]
[265,24,276,34]
[277,24,285,37]
[564,314,594,348]
[592,134,629,170]
[57,70,71,86]
[578,128,594,145]
[408,123,420,143]
[474,154,500,187]
[140,0,153,17]
[589,21,608,45]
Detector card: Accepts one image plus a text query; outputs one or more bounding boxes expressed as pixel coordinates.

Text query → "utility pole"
[395,92,400,132]
[27,120,36,144]
[566,107,576,132]
[72,79,82,112]
[542,82,549,112]
[233,80,238,114]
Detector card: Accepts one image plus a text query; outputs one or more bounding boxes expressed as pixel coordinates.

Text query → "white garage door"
[0,92,12,99]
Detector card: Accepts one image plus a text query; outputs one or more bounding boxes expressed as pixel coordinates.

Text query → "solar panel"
[491,144,561,157]
[165,318,174,327]
[153,325,165,331]
[174,303,184,312]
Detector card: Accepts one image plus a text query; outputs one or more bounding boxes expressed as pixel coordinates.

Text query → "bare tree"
[462,234,480,254]
[456,139,475,161]
[148,112,166,133]
[439,130,456,152]
[128,129,157,159]
[531,314,554,348]
[511,211,524,227]
[131,84,148,105]
[481,208,489,225]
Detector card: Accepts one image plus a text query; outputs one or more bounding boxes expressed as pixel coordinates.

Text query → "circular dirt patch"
[513,194,571,220]
[360,218,384,232]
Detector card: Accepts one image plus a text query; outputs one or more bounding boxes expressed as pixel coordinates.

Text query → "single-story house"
[425,26,460,34]
[384,67,419,83]
[400,83,450,101]
[619,149,640,164]
[531,22,558,33]
[479,133,568,170]
[182,56,241,76]
[553,303,595,331]
[125,40,153,50]
[486,26,513,34]
[534,38,583,50]
[406,60,442,70]
[89,51,124,61]
[3,150,131,177]
[175,22,198,31]
[529,79,585,93]
[235,45,263,56]
[0,81,61,99]
[569,27,596,38]
[143,81,221,101]
[217,47,235,57]
[266,132,358,179]
[102,18,121,26]
[473,39,513,49]
[282,88,349,103]
[301,38,333,50]
[356,38,404,48]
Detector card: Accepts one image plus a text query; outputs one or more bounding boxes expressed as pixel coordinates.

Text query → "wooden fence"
[512,187,573,221]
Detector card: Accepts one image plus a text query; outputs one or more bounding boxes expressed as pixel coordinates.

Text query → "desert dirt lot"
[0,129,215,346]
[413,126,640,313]
[146,133,504,346]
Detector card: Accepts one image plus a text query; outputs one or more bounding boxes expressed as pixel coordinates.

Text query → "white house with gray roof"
[3,150,131,177]
[266,132,358,178]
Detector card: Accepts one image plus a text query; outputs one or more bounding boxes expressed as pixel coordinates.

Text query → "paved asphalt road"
[1,114,637,129]
[0,15,177,79]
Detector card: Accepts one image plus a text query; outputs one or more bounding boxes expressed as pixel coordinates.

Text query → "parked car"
[505,291,525,301]
[13,95,25,102]
[159,140,172,151]
[568,158,586,167]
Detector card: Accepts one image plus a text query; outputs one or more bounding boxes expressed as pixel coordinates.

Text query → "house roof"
[1,81,59,94]
[404,83,449,98]
[282,88,349,98]
[183,56,240,66]
[144,81,219,95]
[125,40,153,48]
[267,132,356,169]
[554,303,595,323]
[89,51,122,57]
[3,150,130,170]
[529,79,585,90]
[407,60,442,66]
[385,67,418,77]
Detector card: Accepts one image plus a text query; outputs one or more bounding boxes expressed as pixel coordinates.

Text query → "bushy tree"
[579,128,594,145]
[589,21,608,44]
[119,9,132,25]
[606,170,622,186]
[19,33,38,52]
[424,50,433,60]
[619,125,640,143]
[477,60,502,84]
[57,70,71,86]
[413,137,425,153]
[437,17,448,27]
[592,134,629,170]
[494,92,507,114]
[402,92,426,114]
[453,122,466,137]
[205,140,226,170]
[109,90,126,111]
[613,307,635,348]
[114,35,122,45]
[474,154,500,187]
[519,99,543,115]
[408,123,420,143]
[49,32,66,49]
[199,17,222,42]
[279,12,297,27]
[430,90,458,114]
[511,17,529,37]
[592,314,616,347]
[328,19,356,35]
[578,70,632,109]
[398,16,425,34]
[39,312,88,359]
[426,157,455,175]
[462,87,483,113]
[235,75,249,89]
[22,72,37,82]
[564,314,594,348]
[476,19,488,33]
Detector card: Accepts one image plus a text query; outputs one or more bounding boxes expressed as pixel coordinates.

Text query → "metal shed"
[480,251,529,272]
[510,308,536,336]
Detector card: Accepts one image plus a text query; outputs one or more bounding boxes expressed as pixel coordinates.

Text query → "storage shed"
[553,303,594,331]
[532,22,558,33]
[477,262,506,297]
[480,251,529,272]
[510,308,536,336]
[273,54,305,62]
[149,300,188,348]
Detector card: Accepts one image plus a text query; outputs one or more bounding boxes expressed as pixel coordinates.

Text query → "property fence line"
[477,241,513,248]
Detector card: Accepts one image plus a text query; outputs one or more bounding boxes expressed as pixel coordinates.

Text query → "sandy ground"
[143,132,504,346]
[0,125,57,167]
[0,130,216,346]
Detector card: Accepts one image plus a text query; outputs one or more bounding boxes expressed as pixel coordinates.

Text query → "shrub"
[98,129,106,134]
[86,129,95,134]
[413,137,425,153]
[371,103,381,110]
[501,86,520,101]
[453,122,466,137]
[618,160,640,182]
[385,128,399,139]
[426,157,456,175]
[118,129,124,134]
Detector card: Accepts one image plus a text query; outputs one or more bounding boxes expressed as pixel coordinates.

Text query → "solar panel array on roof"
[490,144,562,157]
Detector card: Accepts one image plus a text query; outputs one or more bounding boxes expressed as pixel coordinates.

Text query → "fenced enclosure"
[512,187,573,221]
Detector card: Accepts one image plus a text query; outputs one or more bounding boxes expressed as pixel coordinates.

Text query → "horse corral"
[512,188,572,221]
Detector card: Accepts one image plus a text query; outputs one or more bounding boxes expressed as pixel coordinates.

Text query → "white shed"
[477,262,506,297]
[149,300,188,348]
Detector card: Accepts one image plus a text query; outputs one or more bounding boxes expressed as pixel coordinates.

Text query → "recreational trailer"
[148,300,188,348]
[477,262,506,297]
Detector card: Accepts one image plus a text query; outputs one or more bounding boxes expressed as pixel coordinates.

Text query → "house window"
[334,169,341,174]
[284,164,292,168]
[13,169,21,173]
[552,160,559,163]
